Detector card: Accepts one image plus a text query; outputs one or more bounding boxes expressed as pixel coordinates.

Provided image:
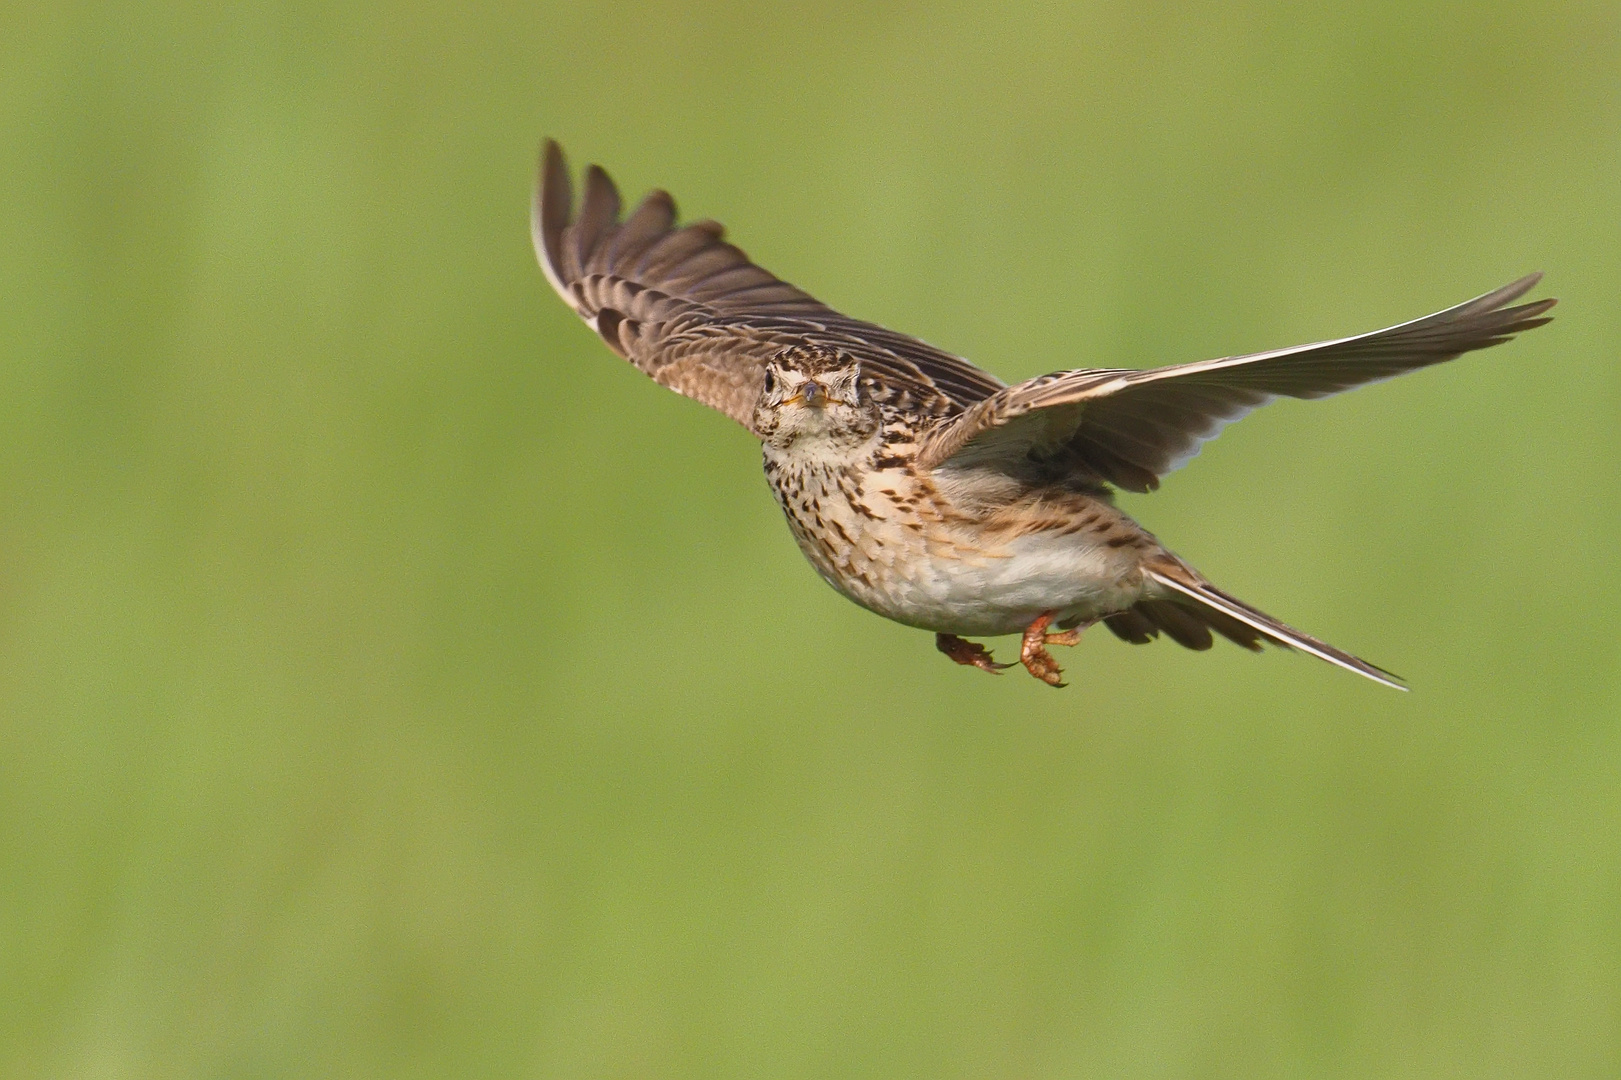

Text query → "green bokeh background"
[4,3,1619,1077]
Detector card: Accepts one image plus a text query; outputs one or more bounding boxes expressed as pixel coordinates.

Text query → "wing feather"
[919,276,1555,487]
[533,141,1002,432]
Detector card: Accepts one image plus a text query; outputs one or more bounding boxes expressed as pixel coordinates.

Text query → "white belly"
[780,504,1147,636]
[822,528,1148,637]
[766,454,1151,638]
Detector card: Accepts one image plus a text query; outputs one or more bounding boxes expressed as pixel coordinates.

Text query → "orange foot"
[1019,612,1094,688]
[936,633,1013,674]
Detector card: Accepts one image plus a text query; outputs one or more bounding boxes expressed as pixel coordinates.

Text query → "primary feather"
[917,276,1555,488]
[533,140,1002,433]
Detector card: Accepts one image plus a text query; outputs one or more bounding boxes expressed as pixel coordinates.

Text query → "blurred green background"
[3,2,1619,1077]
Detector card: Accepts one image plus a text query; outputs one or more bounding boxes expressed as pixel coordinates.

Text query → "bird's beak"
[784,381,844,409]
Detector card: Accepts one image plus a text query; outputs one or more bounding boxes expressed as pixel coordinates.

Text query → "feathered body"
[532,140,1555,688]
[756,357,1154,638]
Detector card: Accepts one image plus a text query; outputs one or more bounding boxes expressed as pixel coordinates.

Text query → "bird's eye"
[763,368,776,393]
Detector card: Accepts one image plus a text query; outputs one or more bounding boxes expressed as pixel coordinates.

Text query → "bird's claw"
[1019,612,1093,688]
[937,615,1091,687]
[936,634,1014,674]
[1019,642,1068,687]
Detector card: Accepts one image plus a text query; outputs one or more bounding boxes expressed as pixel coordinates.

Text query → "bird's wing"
[916,276,1555,490]
[533,141,1004,432]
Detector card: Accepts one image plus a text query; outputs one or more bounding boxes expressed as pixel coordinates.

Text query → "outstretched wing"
[917,276,1556,490]
[533,140,1004,432]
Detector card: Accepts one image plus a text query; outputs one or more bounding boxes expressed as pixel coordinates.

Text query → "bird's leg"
[1019,612,1096,688]
[936,633,1013,674]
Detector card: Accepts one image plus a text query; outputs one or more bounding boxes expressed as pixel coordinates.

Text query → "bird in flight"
[532,140,1554,689]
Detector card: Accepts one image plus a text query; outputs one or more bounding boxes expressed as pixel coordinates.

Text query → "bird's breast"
[764,460,1152,636]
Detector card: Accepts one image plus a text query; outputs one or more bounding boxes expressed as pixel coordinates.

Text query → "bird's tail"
[1123,562,1406,690]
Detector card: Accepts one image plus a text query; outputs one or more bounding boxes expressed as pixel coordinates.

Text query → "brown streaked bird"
[532,140,1555,689]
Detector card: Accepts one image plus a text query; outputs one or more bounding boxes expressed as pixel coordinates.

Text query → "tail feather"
[1102,607,1157,645]
[1144,568,1406,691]
[1134,599,1215,651]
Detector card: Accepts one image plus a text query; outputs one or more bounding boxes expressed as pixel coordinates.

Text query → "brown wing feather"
[919,276,1555,489]
[532,140,1004,432]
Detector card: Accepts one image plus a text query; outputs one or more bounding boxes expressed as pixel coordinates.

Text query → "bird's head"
[753,345,879,452]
